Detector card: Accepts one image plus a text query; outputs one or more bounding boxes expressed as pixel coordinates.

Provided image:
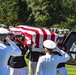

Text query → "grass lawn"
[25,57,76,75]
[66,64,76,75]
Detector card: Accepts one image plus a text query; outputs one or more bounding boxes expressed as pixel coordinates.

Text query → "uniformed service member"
[56,35,68,75]
[0,28,21,75]
[8,32,28,75]
[36,40,70,75]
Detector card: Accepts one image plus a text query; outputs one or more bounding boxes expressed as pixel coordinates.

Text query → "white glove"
[5,37,17,49]
[53,47,60,52]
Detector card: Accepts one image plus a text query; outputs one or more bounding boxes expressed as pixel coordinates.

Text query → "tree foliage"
[0,0,18,27]
[0,0,76,30]
[26,0,76,29]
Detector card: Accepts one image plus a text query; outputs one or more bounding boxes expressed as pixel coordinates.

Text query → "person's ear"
[44,47,48,52]
[44,47,47,50]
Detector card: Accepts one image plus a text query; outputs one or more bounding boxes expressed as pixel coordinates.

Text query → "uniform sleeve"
[5,37,21,56]
[36,57,42,75]
[57,48,70,63]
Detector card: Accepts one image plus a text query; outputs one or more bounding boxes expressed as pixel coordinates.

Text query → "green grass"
[25,56,76,75]
[66,64,76,75]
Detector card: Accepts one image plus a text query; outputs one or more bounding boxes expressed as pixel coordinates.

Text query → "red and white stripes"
[9,25,58,48]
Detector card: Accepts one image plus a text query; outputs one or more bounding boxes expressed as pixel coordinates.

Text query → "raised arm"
[5,37,21,56]
[55,48,70,62]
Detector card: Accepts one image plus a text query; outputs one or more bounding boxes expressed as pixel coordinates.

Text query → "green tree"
[0,0,30,27]
[26,0,76,30]
[0,0,18,27]
[0,0,75,30]
[16,0,30,25]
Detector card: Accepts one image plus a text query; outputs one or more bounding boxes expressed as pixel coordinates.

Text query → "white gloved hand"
[53,47,60,52]
[5,37,9,40]
[5,37,17,49]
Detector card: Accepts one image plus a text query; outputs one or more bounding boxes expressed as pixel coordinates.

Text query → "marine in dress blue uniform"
[56,35,68,75]
[26,40,42,75]
[8,33,28,75]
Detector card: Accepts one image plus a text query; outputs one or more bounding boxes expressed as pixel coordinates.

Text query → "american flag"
[9,25,58,48]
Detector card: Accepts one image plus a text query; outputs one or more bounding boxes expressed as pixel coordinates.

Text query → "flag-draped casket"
[9,25,58,52]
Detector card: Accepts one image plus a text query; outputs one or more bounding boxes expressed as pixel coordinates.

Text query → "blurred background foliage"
[0,0,76,30]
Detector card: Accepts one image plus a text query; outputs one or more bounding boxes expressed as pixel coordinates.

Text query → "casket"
[9,25,58,52]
